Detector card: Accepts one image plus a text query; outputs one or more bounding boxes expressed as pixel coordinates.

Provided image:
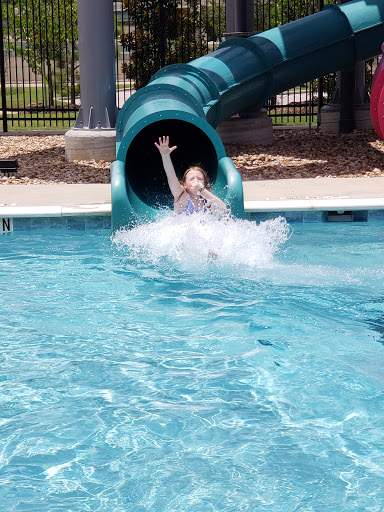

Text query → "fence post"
[159,0,166,69]
[0,7,8,133]
[65,0,117,162]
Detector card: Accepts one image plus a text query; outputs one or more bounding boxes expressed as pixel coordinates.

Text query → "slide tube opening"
[125,119,221,210]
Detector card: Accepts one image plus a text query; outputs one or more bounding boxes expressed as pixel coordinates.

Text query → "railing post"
[159,0,166,69]
[0,6,8,133]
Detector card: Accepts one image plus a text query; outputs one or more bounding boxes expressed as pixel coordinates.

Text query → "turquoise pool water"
[1,215,384,511]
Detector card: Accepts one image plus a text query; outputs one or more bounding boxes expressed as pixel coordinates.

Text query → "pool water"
[1,215,384,511]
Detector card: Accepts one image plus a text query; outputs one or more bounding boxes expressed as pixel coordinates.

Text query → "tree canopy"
[2,0,78,106]
[120,0,224,89]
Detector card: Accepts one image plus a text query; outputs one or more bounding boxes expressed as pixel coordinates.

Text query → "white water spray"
[112,213,291,270]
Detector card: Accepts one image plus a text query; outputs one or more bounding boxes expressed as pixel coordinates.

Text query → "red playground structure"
[371,43,384,140]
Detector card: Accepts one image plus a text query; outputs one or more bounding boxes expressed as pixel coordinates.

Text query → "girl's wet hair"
[181,166,210,188]
[175,166,210,203]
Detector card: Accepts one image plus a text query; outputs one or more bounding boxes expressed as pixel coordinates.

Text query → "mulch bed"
[0,129,383,185]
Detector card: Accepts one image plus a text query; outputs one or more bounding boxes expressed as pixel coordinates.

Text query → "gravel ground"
[0,129,383,185]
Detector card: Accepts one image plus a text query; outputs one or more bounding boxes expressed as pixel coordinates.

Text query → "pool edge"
[1,178,384,230]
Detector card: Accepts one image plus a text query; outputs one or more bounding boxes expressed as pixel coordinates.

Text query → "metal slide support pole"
[74,0,116,129]
[225,0,254,37]
[224,0,261,123]
[338,68,355,132]
[338,0,355,133]
[317,0,325,131]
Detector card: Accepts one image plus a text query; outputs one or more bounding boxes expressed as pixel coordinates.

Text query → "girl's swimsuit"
[179,195,207,215]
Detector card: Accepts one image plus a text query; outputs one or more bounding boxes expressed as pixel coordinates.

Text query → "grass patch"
[2,86,77,130]
[5,120,74,131]
[4,86,76,108]
[271,115,318,126]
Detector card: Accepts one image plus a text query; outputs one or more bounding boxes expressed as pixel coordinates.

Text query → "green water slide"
[111,0,384,229]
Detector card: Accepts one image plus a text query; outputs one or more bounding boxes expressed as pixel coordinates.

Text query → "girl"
[154,136,227,215]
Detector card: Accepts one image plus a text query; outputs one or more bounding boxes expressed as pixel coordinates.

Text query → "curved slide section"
[112,0,384,229]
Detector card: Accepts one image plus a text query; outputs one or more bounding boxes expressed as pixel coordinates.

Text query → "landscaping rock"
[0,129,383,185]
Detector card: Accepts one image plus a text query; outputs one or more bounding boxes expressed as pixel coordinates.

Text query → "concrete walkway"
[0,178,384,217]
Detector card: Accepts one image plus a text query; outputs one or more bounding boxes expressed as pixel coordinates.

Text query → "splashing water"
[112,213,291,270]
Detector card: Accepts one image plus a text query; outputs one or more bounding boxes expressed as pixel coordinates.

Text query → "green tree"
[2,0,78,106]
[120,0,223,90]
[254,0,336,33]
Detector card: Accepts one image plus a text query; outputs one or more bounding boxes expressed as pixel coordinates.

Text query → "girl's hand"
[154,136,177,156]
[190,181,204,195]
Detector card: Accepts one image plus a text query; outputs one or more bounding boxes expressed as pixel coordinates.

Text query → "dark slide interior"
[126,120,219,208]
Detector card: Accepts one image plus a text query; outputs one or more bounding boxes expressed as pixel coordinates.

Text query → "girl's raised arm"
[154,136,184,200]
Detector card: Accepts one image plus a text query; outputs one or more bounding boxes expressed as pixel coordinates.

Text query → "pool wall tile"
[13,218,31,230]
[67,217,86,230]
[246,212,285,222]
[368,210,384,220]
[4,209,384,231]
[284,211,304,223]
[30,217,52,230]
[353,211,368,222]
[49,217,69,229]
[85,216,111,229]
[303,211,327,222]
[6,215,112,231]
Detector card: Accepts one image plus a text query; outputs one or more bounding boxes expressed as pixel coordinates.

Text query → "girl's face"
[184,169,206,192]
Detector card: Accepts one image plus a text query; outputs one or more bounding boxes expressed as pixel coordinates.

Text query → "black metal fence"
[0,0,379,132]
[0,0,79,131]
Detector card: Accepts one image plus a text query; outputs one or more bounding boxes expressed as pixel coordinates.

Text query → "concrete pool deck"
[0,177,384,218]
